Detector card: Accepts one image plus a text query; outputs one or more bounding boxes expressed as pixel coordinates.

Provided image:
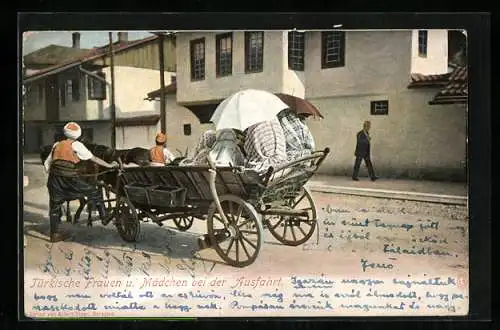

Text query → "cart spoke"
[237,219,252,229]
[297,225,308,237]
[282,218,289,239]
[225,237,235,256]
[290,224,297,241]
[292,193,306,208]
[235,238,240,261]
[213,214,225,227]
[239,237,251,260]
[241,235,257,250]
[235,205,243,225]
[269,217,284,230]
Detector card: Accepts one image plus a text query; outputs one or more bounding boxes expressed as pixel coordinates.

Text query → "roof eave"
[428,97,468,105]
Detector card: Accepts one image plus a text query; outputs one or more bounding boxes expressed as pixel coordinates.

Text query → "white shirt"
[150,147,176,166]
[164,147,176,162]
[44,140,94,172]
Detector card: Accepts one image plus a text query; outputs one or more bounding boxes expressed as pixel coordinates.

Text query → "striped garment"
[180,130,217,166]
[244,119,287,172]
[210,129,246,167]
[277,109,316,161]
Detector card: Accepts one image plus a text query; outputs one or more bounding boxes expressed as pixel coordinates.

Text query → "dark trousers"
[352,156,376,179]
[48,174,106,236]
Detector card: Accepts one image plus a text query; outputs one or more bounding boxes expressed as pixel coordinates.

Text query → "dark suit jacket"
[354,130,371,157]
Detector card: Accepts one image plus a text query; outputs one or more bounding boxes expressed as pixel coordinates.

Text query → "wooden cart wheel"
[207,195,263,268]
[173,215,194,231]
[265,187,317,246]
[115,197,141,242]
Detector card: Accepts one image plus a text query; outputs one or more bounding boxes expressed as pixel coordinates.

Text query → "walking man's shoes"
[352,177,359,181]
[371,177,378,181]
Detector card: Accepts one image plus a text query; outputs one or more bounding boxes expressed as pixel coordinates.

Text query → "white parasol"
[210,89,289,131]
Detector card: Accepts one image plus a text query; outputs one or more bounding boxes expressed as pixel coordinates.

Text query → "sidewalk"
[23,154,468,205]
[306,174,467,205]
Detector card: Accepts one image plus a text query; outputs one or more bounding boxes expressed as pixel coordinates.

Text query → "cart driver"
[150,132,176,166]
[44,122,120,242]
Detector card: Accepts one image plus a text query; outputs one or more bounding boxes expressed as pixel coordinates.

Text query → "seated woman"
[150,132,176,166]
[209,129,246,167]
[277,109,316,161]
[244,119,287,172]
[179,130,217,166]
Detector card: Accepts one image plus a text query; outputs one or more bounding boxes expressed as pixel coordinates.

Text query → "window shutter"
[72,78,80,101]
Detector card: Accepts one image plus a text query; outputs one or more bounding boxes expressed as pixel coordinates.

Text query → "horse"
[40,142,151,225]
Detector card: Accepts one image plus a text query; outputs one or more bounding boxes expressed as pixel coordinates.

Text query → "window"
[370,100,389,115]
[216,33,233,77]
[244,31,264,73]
[71,78,80,101]
[60,83,66,107]
[288,31,305,71]
[66,80,73,102]
[418,30,428,57]
[183,124,192,136]
[88,72,107,100]
[321,31,345,69]
[190,38,205,81]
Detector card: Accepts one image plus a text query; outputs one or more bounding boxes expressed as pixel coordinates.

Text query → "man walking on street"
[352,120,378,181]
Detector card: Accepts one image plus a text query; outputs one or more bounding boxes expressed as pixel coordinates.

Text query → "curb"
[306,183,467,206]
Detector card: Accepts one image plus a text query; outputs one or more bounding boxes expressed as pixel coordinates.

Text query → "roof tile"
[429,66,468,105]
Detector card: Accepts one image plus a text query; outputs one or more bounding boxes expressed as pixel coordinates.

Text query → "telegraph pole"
[108,32,117,149]
[158,33,166,134]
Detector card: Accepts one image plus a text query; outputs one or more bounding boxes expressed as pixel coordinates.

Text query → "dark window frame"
[370,100,389,116]
[87,72,107,101]
[215,32,233,77]
[244,31,264,74]
[288,31,305,71]
[321,31,346,69]
[71,76,80,102]
[418,30,428,57]
[183,124,192,136]
[60,82,66,107]
[190,38,206,81]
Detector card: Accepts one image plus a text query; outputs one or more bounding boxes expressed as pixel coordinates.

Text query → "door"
[23,122,42,153]
[45,77,59,121]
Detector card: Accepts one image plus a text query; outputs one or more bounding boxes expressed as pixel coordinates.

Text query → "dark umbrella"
[275,93,324,118]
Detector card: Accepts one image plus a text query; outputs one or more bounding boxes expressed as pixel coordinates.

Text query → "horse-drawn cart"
[107,148,329,267]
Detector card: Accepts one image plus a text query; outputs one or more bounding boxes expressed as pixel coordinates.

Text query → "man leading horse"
[44,121,120,242]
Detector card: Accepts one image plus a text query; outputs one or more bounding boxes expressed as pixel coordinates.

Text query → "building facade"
[173,29,466,181]
[22,33,179,152]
